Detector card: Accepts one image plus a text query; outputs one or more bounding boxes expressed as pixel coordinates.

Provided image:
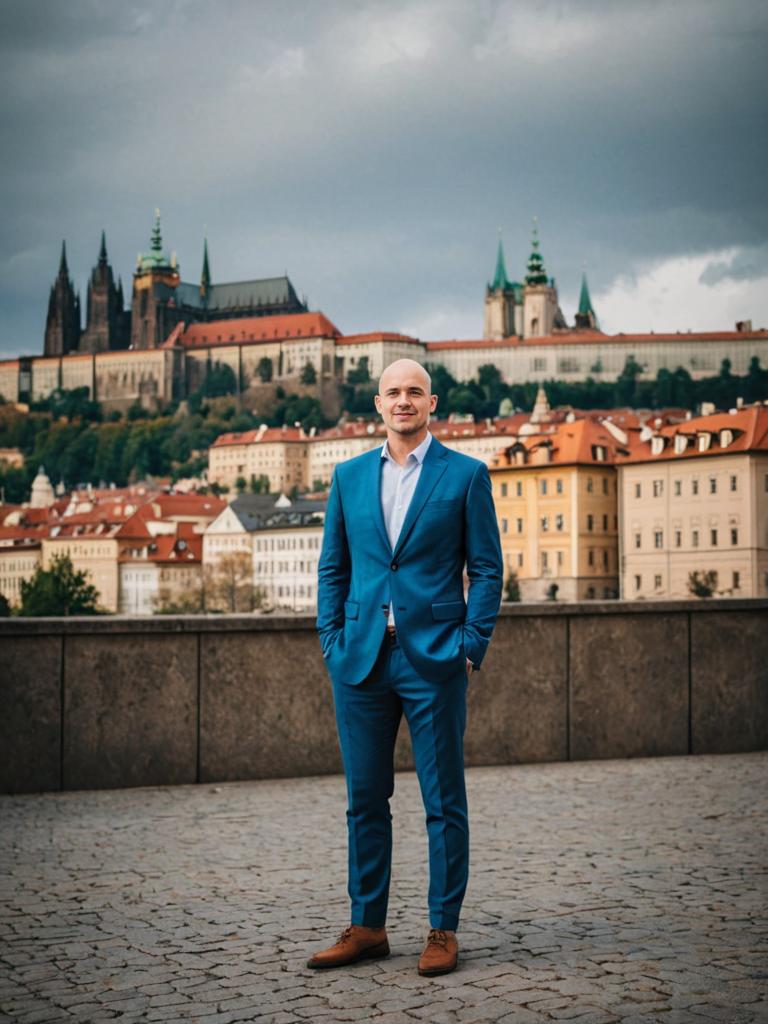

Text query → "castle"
[1,214,766,412]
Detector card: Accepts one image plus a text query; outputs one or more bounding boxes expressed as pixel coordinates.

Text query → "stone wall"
[1,600,766,794]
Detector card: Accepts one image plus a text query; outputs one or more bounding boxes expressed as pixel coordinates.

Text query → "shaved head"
[378,358,431,394]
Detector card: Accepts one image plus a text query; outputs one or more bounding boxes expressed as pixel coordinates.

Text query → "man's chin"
[389,421,424,435]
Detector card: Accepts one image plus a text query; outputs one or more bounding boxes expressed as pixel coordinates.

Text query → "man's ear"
[374,393,383,413]
[430,395,438,412]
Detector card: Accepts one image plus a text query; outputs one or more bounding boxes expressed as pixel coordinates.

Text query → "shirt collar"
[381,431,433,465]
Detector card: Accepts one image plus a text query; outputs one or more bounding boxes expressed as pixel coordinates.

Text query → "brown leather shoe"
[418,928,459,976]
[306,925,389,969]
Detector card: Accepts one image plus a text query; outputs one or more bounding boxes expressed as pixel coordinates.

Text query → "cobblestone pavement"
[1,753,767,1024]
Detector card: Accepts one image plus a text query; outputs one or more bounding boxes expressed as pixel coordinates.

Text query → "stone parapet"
[1,600,766,793]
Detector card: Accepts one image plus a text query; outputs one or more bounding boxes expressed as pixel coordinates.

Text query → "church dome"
[30,465,55,508]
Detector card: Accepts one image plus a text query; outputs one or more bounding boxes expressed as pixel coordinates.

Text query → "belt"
[386,624,397,643]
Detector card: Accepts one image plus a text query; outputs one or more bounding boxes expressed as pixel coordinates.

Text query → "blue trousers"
[331,633,469,931]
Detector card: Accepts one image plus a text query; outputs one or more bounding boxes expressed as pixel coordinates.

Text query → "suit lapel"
[392,437,448,560]
[365,446,392,553]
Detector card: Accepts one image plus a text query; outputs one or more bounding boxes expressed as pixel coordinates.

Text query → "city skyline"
[1,0,767,356]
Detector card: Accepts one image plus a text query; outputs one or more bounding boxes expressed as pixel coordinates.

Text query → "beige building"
[42,522,122,612]
[209,425,310,493]
[490,418,630,601]
[617,404,768,599]
[0,531,42,608]
[119,531,203,614]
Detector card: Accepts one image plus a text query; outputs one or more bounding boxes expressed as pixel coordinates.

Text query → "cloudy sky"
[1,0,767,357]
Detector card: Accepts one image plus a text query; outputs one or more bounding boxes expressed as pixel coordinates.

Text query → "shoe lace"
[338,926,355,943]
[426,928,448,947]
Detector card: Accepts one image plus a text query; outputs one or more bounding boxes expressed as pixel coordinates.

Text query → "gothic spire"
[58,240,69,276]
[575,270,599,329]
[490,230,511,292]
[151,208,163,254]
[200,236,211,299]
[524,218,549,286]
[98,230,108,266]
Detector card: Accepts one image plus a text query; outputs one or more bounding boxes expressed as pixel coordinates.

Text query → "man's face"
[375,364,437,437]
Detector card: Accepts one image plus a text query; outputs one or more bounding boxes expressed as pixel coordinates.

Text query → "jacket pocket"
[344,600,359,620]
[431,600,465,621]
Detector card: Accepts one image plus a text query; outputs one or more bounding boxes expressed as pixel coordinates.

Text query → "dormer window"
[651,436,665,456]
[719,429,733,447]
[592,445,607,461]
[698,433,712,452]
[674,434,688,454]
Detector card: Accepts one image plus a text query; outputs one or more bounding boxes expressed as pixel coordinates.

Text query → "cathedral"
[43,212,307,357]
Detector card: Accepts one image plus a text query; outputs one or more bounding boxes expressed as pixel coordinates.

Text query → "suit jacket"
[317,435,503,686]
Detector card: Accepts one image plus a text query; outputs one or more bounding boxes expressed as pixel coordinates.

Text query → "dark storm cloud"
[1,0,767,354]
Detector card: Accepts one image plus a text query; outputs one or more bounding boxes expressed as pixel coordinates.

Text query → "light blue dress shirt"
[380,431,433,625]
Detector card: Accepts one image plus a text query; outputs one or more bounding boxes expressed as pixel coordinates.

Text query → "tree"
[257,357,273,383]
[19,553,100,616]
[204,551,262,613]
[687,570,718,599]
[0,593,10,617]
[615,357,643,407]
[300,361,317,385]
[250,474,270,494]
[504,571,521,602]
[347,356,371,385]
[203,363,238,397]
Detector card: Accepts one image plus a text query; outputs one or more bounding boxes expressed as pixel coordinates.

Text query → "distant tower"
[130,210,181,349]
[44,242,81,356]
[483,232,522,340]
[574,271,599,330]
[29,466,55,508]
[81,231,130,352]
[522,220,566,339]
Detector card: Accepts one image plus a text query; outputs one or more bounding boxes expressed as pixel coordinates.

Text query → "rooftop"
[1,752,765,1022]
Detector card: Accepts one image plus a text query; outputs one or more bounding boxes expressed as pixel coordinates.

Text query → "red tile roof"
[178,312,341,348]
[425,329,768,350]
[336,332,420,346]
[211,425,307,447]
[119,534,202,564]
[490,416,640,470]
[616,404,768,464]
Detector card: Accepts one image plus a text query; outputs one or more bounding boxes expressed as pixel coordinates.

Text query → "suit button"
[391,562,398,571]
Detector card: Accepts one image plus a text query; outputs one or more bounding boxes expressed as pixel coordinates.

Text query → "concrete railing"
[2,600,767,794]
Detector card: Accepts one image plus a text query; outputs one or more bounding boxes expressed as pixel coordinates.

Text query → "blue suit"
[317,435,503,930]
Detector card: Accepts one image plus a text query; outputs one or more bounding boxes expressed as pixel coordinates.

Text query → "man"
[309,358,502,976]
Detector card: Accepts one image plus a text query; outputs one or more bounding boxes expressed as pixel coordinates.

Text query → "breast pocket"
[423,498,463,514]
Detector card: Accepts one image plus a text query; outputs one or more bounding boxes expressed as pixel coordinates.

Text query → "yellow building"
[617,404,768,599]
[42,519,124,612]
[490,418,631,601]
[0,533,42,608]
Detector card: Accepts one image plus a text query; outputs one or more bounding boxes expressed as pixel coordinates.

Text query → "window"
[733,571,740,590]
[711,529,718,546]
[602,513,608,531]
[634,574,642,591]
[654,530,663,548]
[674,480,681,496]
[674,529,682,548]
[587,514,594,531]
[587,586,596,599]
[602,549,609,569]
[602,478,609,494]
[634,531,641,549]
[500,482,508,497]
[653,480,663,497]
[730,475,737,492]
[556,479,563,494]
[516,518,523,533]
[692,529,699,547]
[588,549,594,566]
[654,574,662,589]
[557,550,563,567]
[541,479,548,495]
[635,482,642,499]
[501,518,508,534]
[541,551,549,570]
[587,477,594,493]
[555,514,564,531]
[731,528,738,545]
[516,481,523,497]
[541,516,549,532]
[692,478,699,495]
[709,477,717,494]
[517,552,523,567]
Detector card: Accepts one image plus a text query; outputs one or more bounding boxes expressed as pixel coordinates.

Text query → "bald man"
[310,359,503,976]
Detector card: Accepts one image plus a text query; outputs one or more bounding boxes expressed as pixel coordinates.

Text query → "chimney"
[735,320,752,333]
